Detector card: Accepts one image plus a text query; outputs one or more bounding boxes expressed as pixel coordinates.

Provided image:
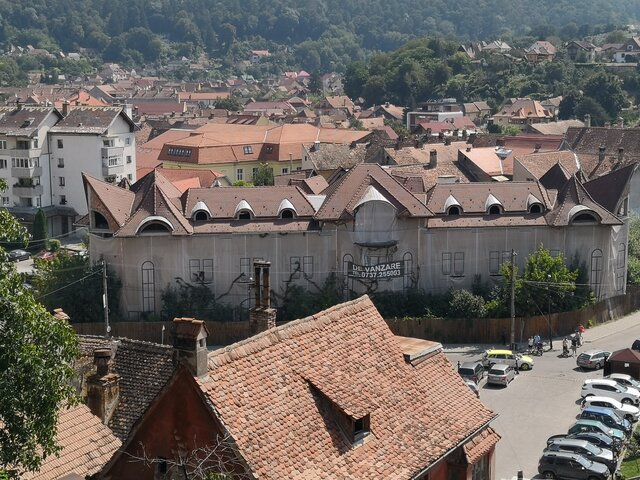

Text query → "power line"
[38,270,101,299]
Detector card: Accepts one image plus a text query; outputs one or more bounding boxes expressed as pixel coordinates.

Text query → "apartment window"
[1,196,9,206]
[59,177,65,187]
[303,256,314,278]
[442,252,452,275]
[128,174,132,180]
[236,168,243,181]
[489,251,501,275]
[243,145,253,155]
[0,140,6,150]
[58,158,64,168]
[296,166,302,171]
[282,167,289,175]
[126,155,132,164]
[60,195,67,205]
[33,139,38,148]
[57,139,63,148]
[16,140,29,150]
[103,139,114,147]
[0,159,6,169]
[141,261,156,313]
[108,157,120,167]
[125,137,131,145]
[453,252,465,276]
[36,197,40,207]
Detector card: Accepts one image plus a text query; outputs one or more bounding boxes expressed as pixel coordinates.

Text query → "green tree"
[252,162,274,186]
[212,97,242,111]
[33,253,121,323]
[32,208,47,250]
[628,213,640,285]
[575,96,610,126]
[583,71,628,119]
[0,179,78,476]
[308,70,323,94]
[448,289,487,318]
[558,91,581,120]
[344,60,369,99]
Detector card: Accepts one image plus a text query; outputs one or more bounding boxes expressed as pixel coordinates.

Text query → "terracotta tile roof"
[494,99,552,121]
[0,106,59,136]
[417,120,454,133]
[471,133,563,151]
[51,107,133,134]
[539,162,572,190]
[528,120,585,135]
[83,173,135,227]
[199,296,496,479]
[545,176,622,227]
[460,146,515,177]
[315,163,432,220]
[154,167,225,190]
[464,427,501,464]
[514,150,580,181]
[304,143,367,171]
[178,91,230,102]
[192,219,316,234]
[23,404,121,480]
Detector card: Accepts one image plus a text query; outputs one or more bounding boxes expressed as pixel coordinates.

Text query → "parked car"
[8,249,30,262]
[581,379,640,405]
[545,438,616,472]
[481,349,534,371]
[577,350,611,370]
[458,361,485,384]
[606,373,640,391]
[580,406,632,436]
[568,419,625,442]
[538,451,610,480]
[581,395,640,422]
[487,364,515,387]
[465,379,480,398]
[547,432,619,455]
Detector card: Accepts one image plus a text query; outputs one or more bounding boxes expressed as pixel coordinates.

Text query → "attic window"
[572,212,599,224]
[21,118,34,128]
[488,205,502,215]
[280,209,295,219]
[353,414,371,443]
[193,210,209,221]
[167,147,191,157]
[243,145,253,154]
[237,210,252,220]
[92,211,109,230]
[265,145,273,154]
[529,203,542,214]
[447,205,461,216]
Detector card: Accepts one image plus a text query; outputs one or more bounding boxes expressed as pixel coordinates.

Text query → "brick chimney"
[618,147,624,163]
[429,149,438,169]
[250,261,276,335]
[584,114,591,128]
[598,144,606,163]
[173,318,209,378]
[86,348,120,425]
[62,101,70,117]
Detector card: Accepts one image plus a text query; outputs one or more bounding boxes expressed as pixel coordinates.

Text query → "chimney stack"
[429,149,438,169]
[496,138,505,147]
[62,101,69,117]
[250,261,276,335]
[598,144,606,163]
[584,114,591,128]
[618,147,624,163]
[534,143,542,153]
[86,348,120,425]
[444,137,452,146]
[173,318,209,378]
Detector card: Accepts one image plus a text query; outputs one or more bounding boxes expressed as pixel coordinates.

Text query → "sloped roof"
[515,150,580,181]
[305,142,367,171]
[583,162,638,213]
[608,348,640,363]
[83,173,135,227]
[0,106,60,136]
[539,162,572,191]
[464,427,501,465]
[22,404,121,480]
[315,163,432,220]
[495,99,551,120]
[51,106,135,134]
[545,175,622,227]
[529,120,585,135]
[199,296,496,479]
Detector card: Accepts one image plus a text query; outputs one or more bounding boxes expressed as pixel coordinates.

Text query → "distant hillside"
[1,0,639,72]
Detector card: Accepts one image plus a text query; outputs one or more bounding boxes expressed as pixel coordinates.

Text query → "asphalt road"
[445,311,640,480]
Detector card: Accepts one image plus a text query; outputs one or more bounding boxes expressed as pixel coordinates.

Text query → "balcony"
[13,184,43,196]
[102,146,124,161]
[10,146,42,159]
[11,165,42,177]
[102,147,125,176]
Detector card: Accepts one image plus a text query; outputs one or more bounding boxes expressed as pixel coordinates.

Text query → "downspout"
[410,416,498,480]
[46,132,53,206]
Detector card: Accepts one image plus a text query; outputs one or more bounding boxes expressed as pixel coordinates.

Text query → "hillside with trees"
[0,0,639,73]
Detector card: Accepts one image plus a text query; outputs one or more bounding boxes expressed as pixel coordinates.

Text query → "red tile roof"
[199,295,496,479]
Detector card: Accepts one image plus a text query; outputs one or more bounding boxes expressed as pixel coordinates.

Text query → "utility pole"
[102,259,110,338]
[510,249,516,351]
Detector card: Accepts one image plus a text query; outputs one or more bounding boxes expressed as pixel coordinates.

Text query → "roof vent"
[21,118,34,128]
[495,147,511,160]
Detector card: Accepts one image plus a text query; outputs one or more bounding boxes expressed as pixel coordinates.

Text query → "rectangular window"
[125,137,131,145]
[57,139,63,149]
[202,259,214,283]
[16,140,29,150]
[442,252,452,275]
[0,159,6,168]
[36,197,40,207]
[296,166,302,171]
[243,146,253,154]
[108,157,120,167]
[282,167,289,175]
[1,196,9,206]
[189,259,202,282]
[60,195,66,205]
[126,155,132,164]
[303,256,314,278]
[103,139,114,147]
[290,256,301,279]
[127,174,132,180]
[453,252,465,276]
[33,139,38,148]
[0,140,6,149]
[59,177,65,186]
[489,251,500,275]
[265,145,273,153]
[240,257,251,277]
[236,168,243,180]
[58,158,64,168]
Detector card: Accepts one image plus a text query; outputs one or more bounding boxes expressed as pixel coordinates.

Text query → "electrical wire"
[38,270,101,299]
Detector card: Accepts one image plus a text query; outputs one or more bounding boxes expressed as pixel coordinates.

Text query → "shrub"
[448,289,487,318]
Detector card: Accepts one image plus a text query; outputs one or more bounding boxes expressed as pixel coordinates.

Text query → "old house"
[102,296,500,479]
[493,99,552,130]
[614,37,640,63]
[566,41,597,62]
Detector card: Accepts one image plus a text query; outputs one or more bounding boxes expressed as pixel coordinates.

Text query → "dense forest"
[0,0,640,74]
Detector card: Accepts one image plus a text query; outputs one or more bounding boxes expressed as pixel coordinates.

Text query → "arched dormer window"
[190,200,211,221]
[568,205,600,225]
[136,216,174,235]
[529,203,542,214]
[485,193,503,215]
[92,210,109,230]
[234,200,255,220]
[353,186,397,246]
[526,193,544,214]
[444,194,462,216]
[277,199,297,219]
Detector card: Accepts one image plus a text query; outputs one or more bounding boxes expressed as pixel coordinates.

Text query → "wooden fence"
[71,288,640,346]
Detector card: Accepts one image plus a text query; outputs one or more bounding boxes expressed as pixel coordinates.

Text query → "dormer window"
[234,200,255,220]
[92,210,109,230]
[572,212,599,224]
[280,209,294,219]
[526,193,544,214]
[237,210,252,220]
[194,210,209,221]
[485,193,503,215]
[278,198,297,219]
[353,414,371,443]
[444,194,462,216]
[136,216,174,235]
[568,205,600,225]
[488,205,502,215]
[243,145,253,154]
[529,203,542,214]
[447,205,461,215]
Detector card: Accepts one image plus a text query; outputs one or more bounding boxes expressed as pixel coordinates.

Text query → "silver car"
[487,364,515,387]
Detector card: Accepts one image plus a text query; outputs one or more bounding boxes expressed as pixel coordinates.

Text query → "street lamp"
[547,274,553,350]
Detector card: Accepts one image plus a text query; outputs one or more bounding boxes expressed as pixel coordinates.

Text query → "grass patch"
[620,457,640,479]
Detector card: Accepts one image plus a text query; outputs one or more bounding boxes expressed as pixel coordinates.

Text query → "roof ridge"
[207,295,372,368]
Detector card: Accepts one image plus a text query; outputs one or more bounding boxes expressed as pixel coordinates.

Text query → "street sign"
[347,261,404,279]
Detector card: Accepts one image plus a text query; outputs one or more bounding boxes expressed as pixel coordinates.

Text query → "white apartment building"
[0,104,136,237]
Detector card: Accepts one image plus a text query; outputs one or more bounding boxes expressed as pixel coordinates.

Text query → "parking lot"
[445,311,640,480]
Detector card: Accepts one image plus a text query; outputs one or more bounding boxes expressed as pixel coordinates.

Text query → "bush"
[448,289,487,318]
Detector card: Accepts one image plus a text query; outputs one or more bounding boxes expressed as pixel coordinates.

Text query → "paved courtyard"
[445,311,640,480]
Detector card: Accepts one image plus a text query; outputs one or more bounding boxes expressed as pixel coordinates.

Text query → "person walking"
[571,335,578,356]
[528,336,534,354]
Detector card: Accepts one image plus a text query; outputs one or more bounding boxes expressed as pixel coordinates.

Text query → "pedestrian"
[501,331,506,346]
[562,337,569,357]
[528,336,534,353]
[515,358,520,375]
[571,335,578,356]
